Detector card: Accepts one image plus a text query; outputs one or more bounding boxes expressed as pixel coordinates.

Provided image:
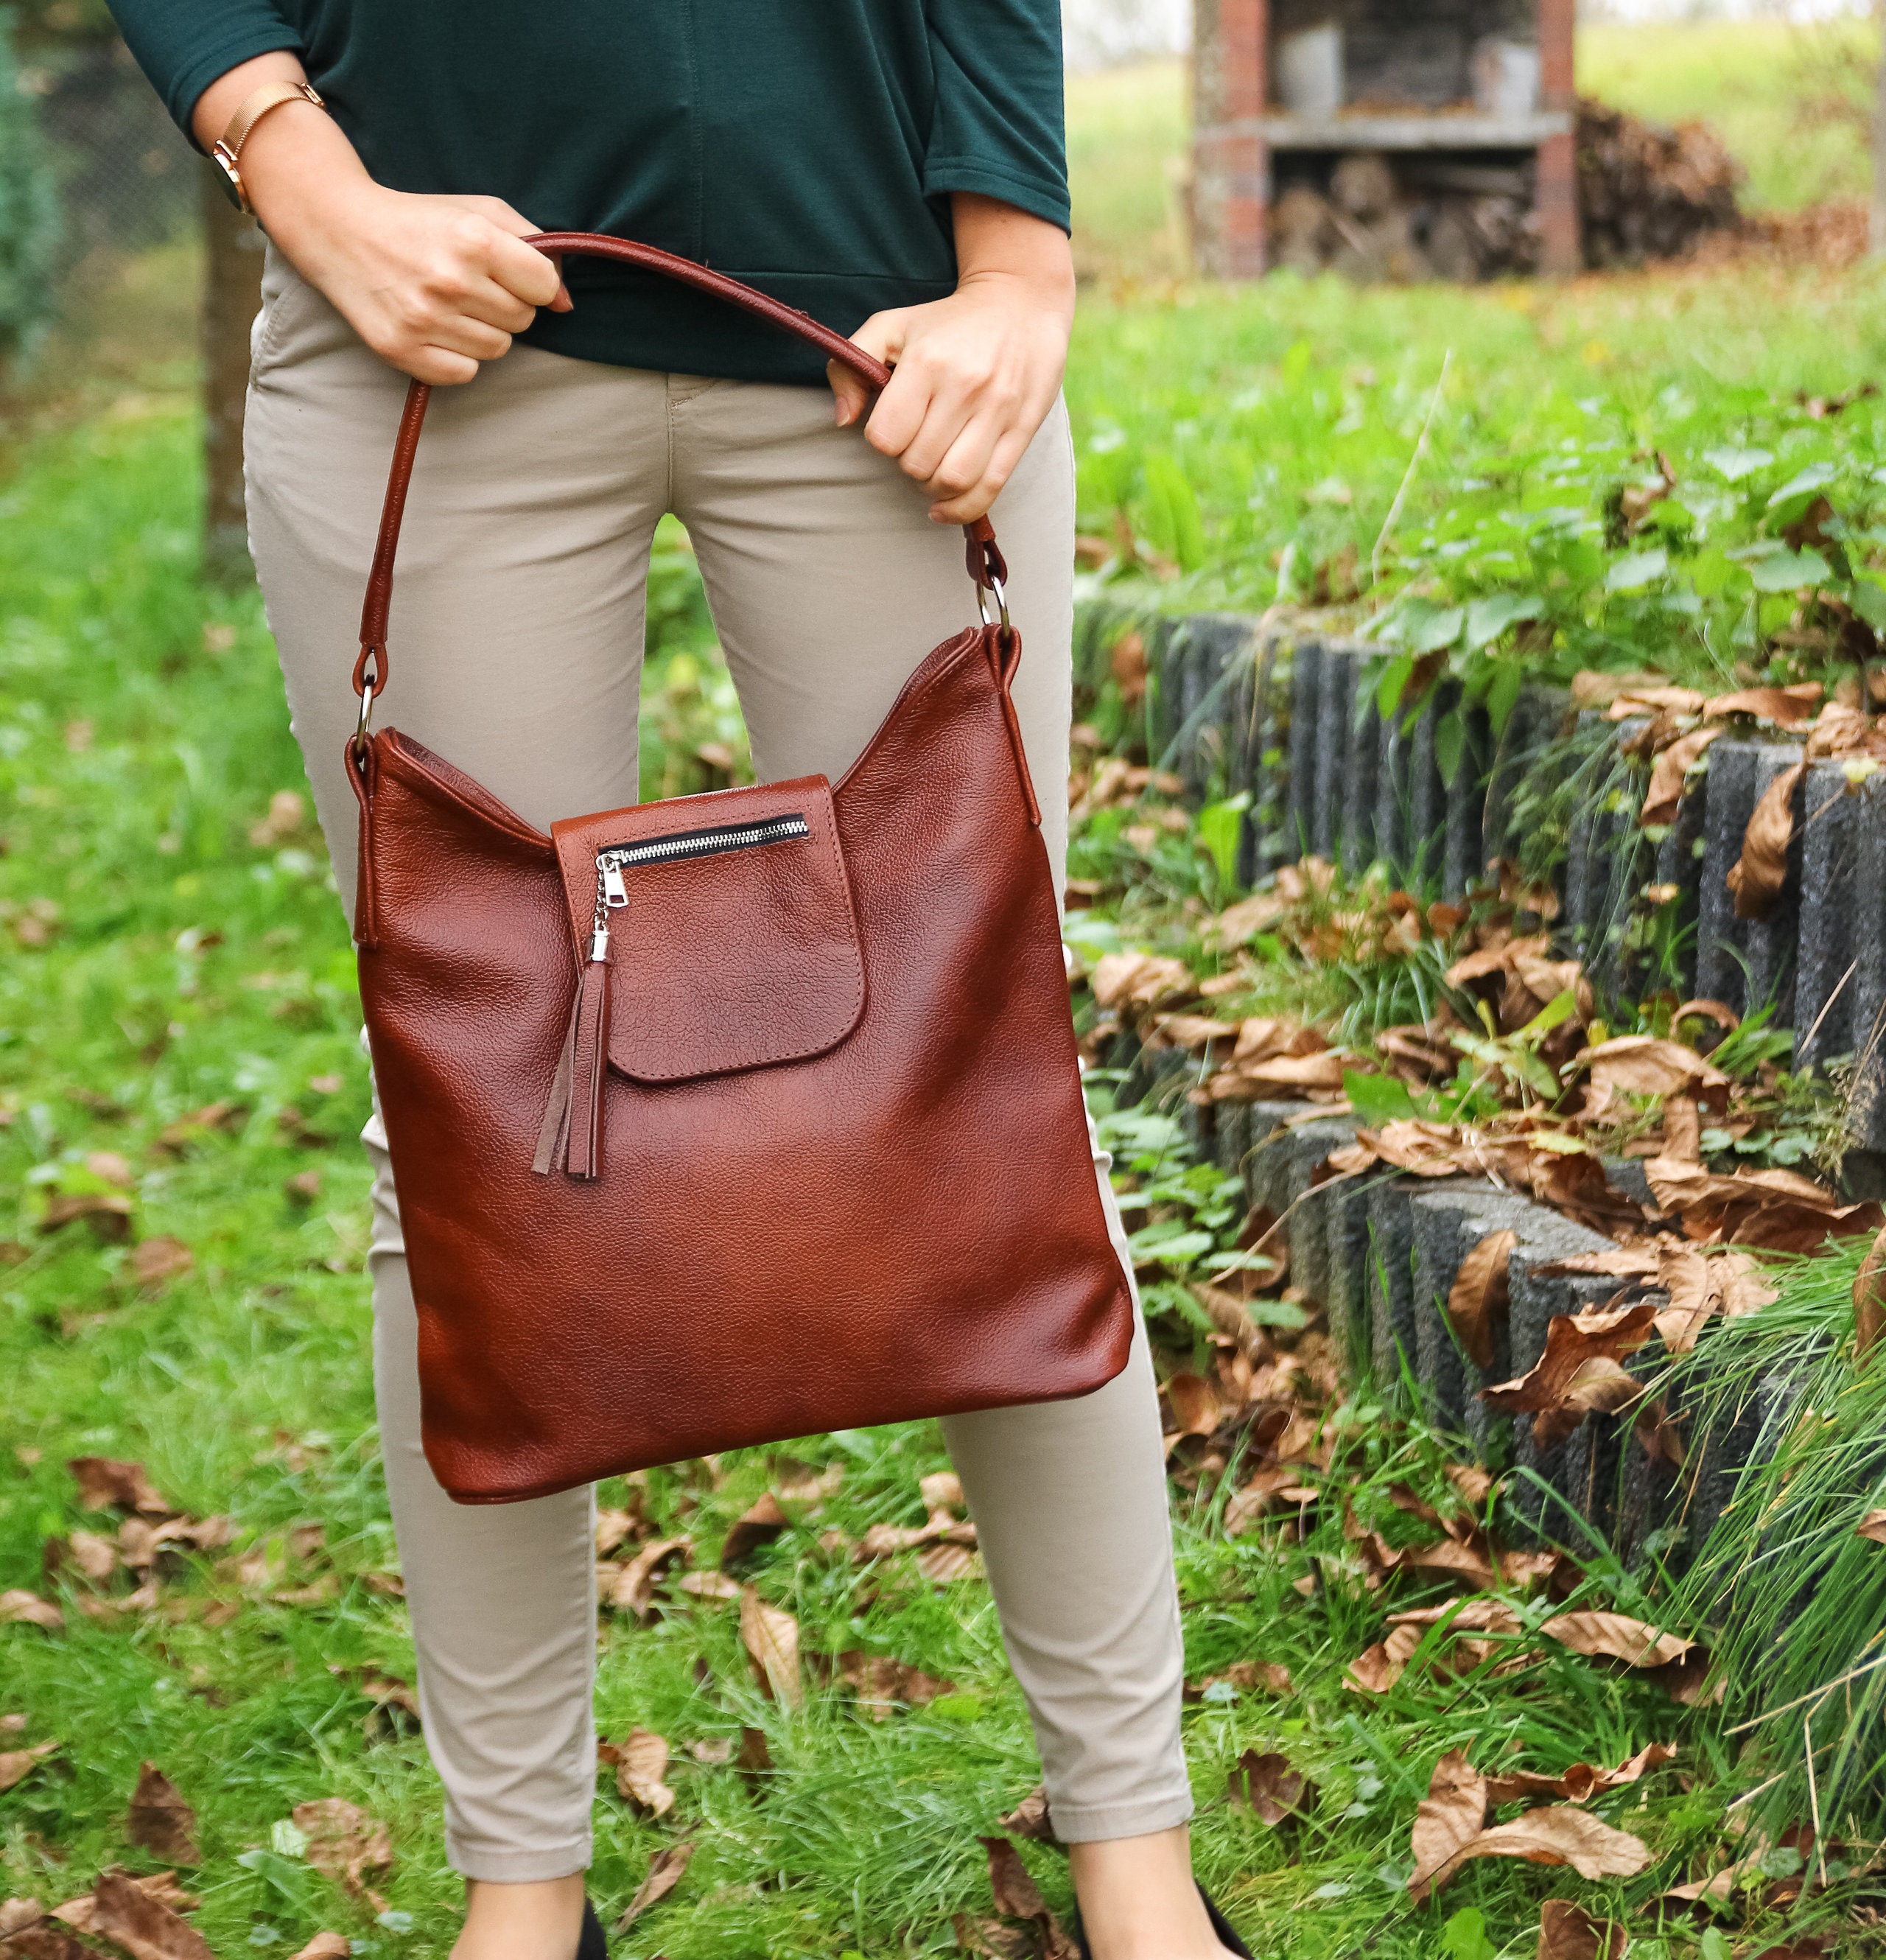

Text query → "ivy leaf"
[1704,447,1773,483]
[1605,548,1668,592]
[1745,547,1830,592]
[1462,592,1543,651]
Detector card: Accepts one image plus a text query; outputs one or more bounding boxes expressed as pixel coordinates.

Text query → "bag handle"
[351,231,1012,739]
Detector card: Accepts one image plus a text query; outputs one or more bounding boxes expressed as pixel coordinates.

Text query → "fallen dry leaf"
[616,1842,695,1930]
[1487,1742,1676,1807]
[916,1541,978,1584]
[979,1838,1079,1960]
[603,1728,675,1818]
[39,1191,132,1241]
[63,1528,119,1585]
[1577,1036,1727,1100]
[0,1742,57,1793]
[1481,1299,1657,1446]
[1857,1509,1886,1544]
[126,1763,200,1864]
[289,1936,351,1960]
[1726,761,1805,920]
[1188,1659,1292,1699]
[678,1570,741,1602]
[1654,1245,1776,1354]
[67,1457,170,1516]
[833,1651,955,1720]
[1164,1371,1221,1441]
[1409,1750,1489,1900]
[1704,682,1823,725]
[127,1239,193,1292]
[0,1589,63,1631]
[1645,1156,1879,1252]
[1448,1230,1516,1371]
[606,1534,690,1618]
[1227,1749,1314,1825]
[59,1869,214,1960]
[740,1584,802,1707]
[1854,1223,1886,1357]
[1423,1805,1652,1896]
[1088,951,1193,1012]
[1540,1611,1694,1668]
[290,1799,392,1894]
[1641,726,1722,827]
[736,1726,771,1785]
[593,1506,641,1556]
[1000,1786,1060,1844]
[719,1493,788,1569]
[1537,1898,1625,1960]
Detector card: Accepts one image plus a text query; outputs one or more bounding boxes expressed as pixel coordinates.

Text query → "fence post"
[201,161,264,587]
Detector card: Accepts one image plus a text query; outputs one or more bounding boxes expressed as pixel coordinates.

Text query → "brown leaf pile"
[1644,1158,1881,1253]
[1582,671,1886,924]
[46,1460,233,1620]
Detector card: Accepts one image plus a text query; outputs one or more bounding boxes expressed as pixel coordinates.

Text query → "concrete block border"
[1084,603,1886,1172]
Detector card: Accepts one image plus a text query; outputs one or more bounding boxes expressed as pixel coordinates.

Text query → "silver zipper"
[595,813,809,908]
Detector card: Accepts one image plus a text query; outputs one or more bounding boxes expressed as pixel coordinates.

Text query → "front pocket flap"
[550,776,864,1083]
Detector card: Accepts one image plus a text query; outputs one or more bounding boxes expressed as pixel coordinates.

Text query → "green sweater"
[108,1,1068,384]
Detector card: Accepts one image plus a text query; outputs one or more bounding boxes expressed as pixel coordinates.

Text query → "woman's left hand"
[828,195,1075,525]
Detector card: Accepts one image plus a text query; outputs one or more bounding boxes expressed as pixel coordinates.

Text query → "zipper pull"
[601,859,628,907]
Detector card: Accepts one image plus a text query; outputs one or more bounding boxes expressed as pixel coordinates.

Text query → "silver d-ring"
[354,680,377,753]
[978,575,1010,631]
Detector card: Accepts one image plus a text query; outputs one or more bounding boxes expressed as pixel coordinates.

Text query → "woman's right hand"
[192,53,568,385]
[260,181,570,386]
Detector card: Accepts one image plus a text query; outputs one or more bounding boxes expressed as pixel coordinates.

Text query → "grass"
[1070,258,1886,713]
[7,380,1881,1960]
[1667,1243,1886,1849]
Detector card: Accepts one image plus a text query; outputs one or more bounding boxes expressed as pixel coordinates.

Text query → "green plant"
[0,7,57,371]
[1669,1242,1886,1845]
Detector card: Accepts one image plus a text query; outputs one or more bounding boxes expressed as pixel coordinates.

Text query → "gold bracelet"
[211,79,326,214]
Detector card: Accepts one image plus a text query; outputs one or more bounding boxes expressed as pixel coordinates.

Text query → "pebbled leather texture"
[348,234,1135,1504]
[550,778,866,1085]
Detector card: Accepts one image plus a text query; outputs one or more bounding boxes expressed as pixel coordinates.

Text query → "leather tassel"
[531,985,583,1176]
[566,949,611,1180]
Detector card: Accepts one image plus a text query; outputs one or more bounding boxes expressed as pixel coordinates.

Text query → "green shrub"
[0,4,59,368]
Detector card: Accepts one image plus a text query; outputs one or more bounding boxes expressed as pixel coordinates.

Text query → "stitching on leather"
[614,800,866,1082]
[383,734,553,852]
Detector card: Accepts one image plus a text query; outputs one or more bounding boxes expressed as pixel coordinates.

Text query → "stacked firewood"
[1266,99,1743,282]
[1575,97,1744,267]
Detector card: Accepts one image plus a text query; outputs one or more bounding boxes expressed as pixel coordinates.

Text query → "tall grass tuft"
[1671,1240,1886,1847]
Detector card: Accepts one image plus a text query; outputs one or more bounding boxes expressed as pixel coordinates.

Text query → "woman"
[107,8,1244,1958]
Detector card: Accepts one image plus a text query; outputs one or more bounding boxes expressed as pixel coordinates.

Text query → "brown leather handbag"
[345,233,1134,1504]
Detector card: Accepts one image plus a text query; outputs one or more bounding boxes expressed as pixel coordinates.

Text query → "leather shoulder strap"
[351,232,1009,714]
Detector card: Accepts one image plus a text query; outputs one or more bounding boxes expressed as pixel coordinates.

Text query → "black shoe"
[1199,1883,1254,1958]
[1073,1881,1252,1959]
[576,1897,608,1960]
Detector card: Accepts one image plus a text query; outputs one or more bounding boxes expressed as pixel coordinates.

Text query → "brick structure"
[1191,0,1580,279]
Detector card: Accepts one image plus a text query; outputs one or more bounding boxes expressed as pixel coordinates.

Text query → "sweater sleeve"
[921,0,1069,232]
[105,0,305,139]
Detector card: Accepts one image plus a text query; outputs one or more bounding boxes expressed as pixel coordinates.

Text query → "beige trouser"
[243,247,1189,1879]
